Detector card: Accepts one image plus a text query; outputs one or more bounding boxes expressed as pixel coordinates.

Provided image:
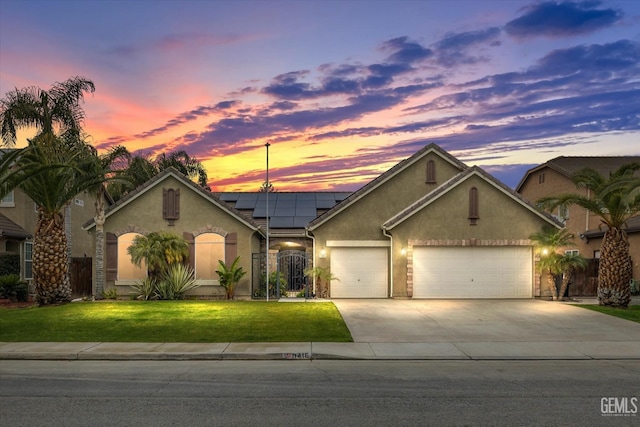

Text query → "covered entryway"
[412,246,532,298]
[330,247,388,298]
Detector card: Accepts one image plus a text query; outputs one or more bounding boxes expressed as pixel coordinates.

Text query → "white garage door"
[413,247,532,299]
[330,247,388,298]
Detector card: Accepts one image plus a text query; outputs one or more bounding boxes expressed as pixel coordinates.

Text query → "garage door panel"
[413,247,532,299]
[330,247,388,298]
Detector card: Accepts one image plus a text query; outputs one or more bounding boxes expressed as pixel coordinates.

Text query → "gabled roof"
[307,143,467,230]
[382,166,563,231]
[0,213,31,239]
[515,156,640,192]
[82,167,262,233]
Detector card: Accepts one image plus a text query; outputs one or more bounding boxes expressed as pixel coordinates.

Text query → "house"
[307,144,561,298]
[516,156,640,290]
[82,168,264,299]
[0,186,96,294]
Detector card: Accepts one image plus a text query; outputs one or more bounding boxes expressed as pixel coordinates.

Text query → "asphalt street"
[1,359,638,426]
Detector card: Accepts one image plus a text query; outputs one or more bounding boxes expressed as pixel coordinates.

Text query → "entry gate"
[277,250,311,298]
[251,251,312,298]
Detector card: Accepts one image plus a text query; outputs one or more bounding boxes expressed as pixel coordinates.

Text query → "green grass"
[0,301,353,342]
[578,304,640,323]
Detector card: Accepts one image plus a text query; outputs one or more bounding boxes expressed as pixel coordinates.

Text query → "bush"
[0,253,20,276]
[130,278,158,300]
[254,271,287,298]
[0,274,29,302]
[129,264,200,301]
[101,288,118,300]
[157,264,199,300]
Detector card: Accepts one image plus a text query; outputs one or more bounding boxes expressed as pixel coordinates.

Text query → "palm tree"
[127,231,189,281]
[304,266,339,298]
[155,150,209,190]
[529,226,575,301]
[106,153,156,201]
[537,164,640,308]
[82,145,132,299]
[216,256,247,299]
[1,76,95,147]
[557,253,588,300]
[9,136,109,304]
[107,150,209,201]
[1,77,98,305]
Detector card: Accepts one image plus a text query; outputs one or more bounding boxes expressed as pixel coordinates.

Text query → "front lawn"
[0,301,353,342]
[578,304,640,323]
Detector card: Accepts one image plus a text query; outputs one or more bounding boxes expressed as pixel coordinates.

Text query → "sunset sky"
[1,0,639,191]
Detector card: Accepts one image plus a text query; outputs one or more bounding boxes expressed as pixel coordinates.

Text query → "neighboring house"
[82,168,264,299]
[516,156,640,285]
[0,187,95,292]
[307,144,561,299]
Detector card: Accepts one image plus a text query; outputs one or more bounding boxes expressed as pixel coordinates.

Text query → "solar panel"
[296,193,316,200]
[316,199,338,209]
[295,206,317,216]
[269,216,294,228]
[235,198,258,209]
[277,193,296,201]
[219,193,240,201]
[293,216,316,228]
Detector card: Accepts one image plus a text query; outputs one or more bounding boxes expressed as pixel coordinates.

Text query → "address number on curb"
[282,352,311,359]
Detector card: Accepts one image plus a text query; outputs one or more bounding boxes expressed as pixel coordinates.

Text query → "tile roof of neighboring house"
[581,215,640,240]
[307,143,468,230]
[382,166,563,230]
[0,213,31,239]
[217,192,351,230]
[515,156,640,192]
[82,167,263,233]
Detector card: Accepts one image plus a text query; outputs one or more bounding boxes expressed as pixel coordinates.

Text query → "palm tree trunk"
[598,227,632,308]
[94,196,106,300]
[33,211,71,305]
[558,270,571,301]
[546,273,558,301]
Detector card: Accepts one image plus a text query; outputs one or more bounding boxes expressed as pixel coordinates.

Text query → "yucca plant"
[129,277,158,301]
[158,263,199,300]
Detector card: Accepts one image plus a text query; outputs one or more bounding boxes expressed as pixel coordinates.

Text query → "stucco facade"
[84,169,263,299]
[308,144,560,299]
[1,187,96,285]
[517,157,640,281]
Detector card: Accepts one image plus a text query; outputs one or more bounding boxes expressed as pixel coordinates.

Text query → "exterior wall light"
[319,249,327,258]
[400,247,407,256]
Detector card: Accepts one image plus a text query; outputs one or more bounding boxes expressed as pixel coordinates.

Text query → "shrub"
[216,256,247,300]
[254,271,287,298]
[129,277,158,300]
[0,253,20,276]
[129,265,200,301]
[0,274,28,301]
[158,263,199,300]
[101,288,118,300]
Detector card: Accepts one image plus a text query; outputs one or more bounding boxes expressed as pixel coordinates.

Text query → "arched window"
[117,233,146,280]
[468,187,479,225]
[426,160,436,183]
[195,233,225,280]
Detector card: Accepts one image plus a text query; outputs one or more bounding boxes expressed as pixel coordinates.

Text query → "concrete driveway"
[332,299,640,344]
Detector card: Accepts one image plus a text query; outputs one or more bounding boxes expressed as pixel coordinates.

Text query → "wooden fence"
[70,257,92,298]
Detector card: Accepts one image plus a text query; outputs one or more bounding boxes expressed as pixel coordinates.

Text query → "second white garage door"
[412,247,532,298]
[330,247,388,298]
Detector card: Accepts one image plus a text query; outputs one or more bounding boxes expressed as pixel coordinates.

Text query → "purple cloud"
[505,1,623,39]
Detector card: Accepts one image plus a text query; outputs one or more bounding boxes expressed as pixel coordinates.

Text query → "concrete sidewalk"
[1,339,639,360]
[1,299,639,361]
